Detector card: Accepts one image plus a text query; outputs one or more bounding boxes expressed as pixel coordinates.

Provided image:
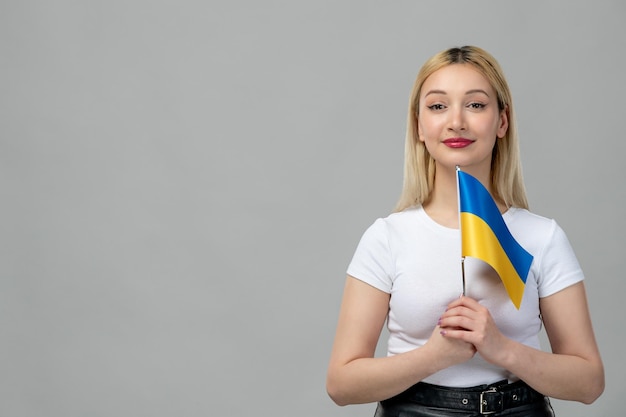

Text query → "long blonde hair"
[395,46,529,212]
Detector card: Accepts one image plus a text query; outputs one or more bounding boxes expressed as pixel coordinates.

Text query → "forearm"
[440,286,604,404]
[498,339,604,404]
[327,344,442,406]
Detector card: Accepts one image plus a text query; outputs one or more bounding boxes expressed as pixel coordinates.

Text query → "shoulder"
[354,207,423,250]
[506,207,560,239]
[509,209,585,296]
[508,208,578,263]
[382,206,420,224]
[360,207,420,232]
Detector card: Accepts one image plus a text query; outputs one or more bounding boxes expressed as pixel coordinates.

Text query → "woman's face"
[417,63,508,173]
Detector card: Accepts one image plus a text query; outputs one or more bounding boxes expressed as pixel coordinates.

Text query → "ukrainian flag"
[457,169,533,309]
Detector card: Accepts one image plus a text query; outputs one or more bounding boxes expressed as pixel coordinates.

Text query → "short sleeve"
[346,218,394,293]
[536,221,585,298]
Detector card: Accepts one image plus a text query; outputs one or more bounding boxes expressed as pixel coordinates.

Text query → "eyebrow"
[424,89,491,97]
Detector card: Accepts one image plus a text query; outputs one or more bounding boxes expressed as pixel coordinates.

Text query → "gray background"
[1,1,624,416]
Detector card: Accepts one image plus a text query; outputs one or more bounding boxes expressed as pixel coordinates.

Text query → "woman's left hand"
[438,296,510,366]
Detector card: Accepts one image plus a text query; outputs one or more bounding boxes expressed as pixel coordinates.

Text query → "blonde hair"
[395,46,529,212]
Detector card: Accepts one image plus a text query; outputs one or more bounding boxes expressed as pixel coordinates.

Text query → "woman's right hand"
[328,277,476,405]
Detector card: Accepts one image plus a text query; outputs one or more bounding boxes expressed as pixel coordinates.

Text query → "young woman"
[326,46,604,416]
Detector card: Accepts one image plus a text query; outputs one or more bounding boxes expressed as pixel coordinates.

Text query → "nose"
[448,106,466,132]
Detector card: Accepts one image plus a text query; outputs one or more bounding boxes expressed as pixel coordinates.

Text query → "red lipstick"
[443,138,474,148]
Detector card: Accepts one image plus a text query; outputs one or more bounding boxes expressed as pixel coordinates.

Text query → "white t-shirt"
[347,206,584,387]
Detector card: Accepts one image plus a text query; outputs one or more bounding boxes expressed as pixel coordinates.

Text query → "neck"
[423,165,498,228]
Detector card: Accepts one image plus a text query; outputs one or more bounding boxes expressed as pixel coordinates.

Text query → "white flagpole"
[456,165,466,297]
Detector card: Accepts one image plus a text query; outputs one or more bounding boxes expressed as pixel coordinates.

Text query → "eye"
[468,102,486,109]
[427,103,445,111]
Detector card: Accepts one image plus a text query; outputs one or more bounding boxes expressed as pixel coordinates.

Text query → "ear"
[496,106,509,138]
[416,115,425,142]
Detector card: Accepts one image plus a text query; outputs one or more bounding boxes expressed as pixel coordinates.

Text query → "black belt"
[382,379,545,415]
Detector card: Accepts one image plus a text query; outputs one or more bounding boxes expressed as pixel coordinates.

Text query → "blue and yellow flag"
[457,169,533,309]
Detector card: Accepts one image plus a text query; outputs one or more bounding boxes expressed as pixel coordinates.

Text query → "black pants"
[374,380,555,417]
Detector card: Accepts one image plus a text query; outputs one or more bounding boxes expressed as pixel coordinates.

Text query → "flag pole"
[456,165,466,296]
[461,257,466,296]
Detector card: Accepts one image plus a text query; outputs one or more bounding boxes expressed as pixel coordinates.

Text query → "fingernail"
[437,318,442,326]
[440,329,447,336]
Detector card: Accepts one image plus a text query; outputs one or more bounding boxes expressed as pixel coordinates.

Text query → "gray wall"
[1,1,624,416]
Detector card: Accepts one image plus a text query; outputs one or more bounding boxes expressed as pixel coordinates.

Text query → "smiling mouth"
[443,138,474,148]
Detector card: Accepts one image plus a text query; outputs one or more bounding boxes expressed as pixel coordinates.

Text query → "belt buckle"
[479,387,503,415]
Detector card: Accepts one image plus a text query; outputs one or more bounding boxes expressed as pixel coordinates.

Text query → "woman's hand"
[424,317,477,368]
[437,296,510,366]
